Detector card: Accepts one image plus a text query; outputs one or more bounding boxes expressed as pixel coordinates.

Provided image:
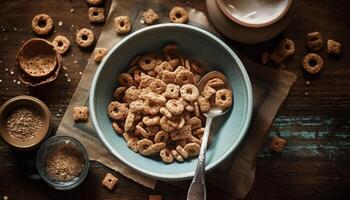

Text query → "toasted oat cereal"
[306,31,323,51]
[302,53,324,74]
[106,44,233,164]
[269,136,287,152]
[215,89,233,109]
[52,35,70,54]
[278,38,295,57]
[93,47,108,63]
[114,16,131,35]
[327,39,341,55]
[269,49,286,64]
[102,173,118,190]
[142,9,159,25]
[149,195,162,200]
[32,14,53,35]
[88,7,105,23]
[169,7,188,24]
[73,106,89,122]
[76,28,94,48]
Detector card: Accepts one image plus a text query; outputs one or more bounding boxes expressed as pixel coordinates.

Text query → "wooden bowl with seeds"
[0,95,52,150]
[16,38,62,87]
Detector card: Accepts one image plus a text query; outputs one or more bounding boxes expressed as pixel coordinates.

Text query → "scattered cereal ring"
[124,86,141,102]
[129,100,144,113]
[154,131,169,143]
[73,106,89,122]
[215,89,233,109]
[124,112,135,132]
[166,99,184,115]
[32,14,53,35]
[160,107,173,119]
[107,101,128,120]
[160,116,176,132]
[180,84,199,102]
[169,7,188,24]
[176,70,195,85]
[93,47,108,63]
[142,116,160,126]
[171,149,184,162]
[278,38,295,57]
[52,35,70,54]
[159,148,174,163]
[150,79,167,94]
[269,136,287,152]
[114,16,131,35]
[184,143,200,157]
[143,99,160,115]
[141,91,166,105]
[88,7,105,23]
[163,84,180,99]
[86,0,104,6]
[127,137,139,153]
[137,138,155,156]
[176,146,188,159]
[76,28,94,48]
[197,95,210,112]
[201,85,216,99]
[112,122,123,134]
[139,54,156,71]
[118,73,134,87]
[302,53,324,74]
[306,31,323,51]
[205,78,225,88]
[142,9,159,25]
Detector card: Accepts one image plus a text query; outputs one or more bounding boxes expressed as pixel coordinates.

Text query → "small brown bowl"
[0,95,52,151]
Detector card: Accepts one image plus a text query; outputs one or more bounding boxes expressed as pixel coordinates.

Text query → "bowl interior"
[0,95,51,150]
[90,24,252,180]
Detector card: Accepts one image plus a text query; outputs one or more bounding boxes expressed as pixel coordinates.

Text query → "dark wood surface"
[0,0,349,199]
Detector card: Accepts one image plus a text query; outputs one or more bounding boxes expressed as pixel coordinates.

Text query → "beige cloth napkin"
[56,0,297,199]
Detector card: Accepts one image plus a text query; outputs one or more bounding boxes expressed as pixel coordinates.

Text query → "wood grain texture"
[0,0,349,200]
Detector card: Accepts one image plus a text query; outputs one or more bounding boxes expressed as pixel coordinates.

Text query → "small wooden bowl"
[0,95,52,150]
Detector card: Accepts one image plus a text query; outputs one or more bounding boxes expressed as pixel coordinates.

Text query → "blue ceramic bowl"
[90,24,253,180]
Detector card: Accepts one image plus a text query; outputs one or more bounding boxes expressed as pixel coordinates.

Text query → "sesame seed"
[10,70,14,75]
[79,72,83,75]
[17,81,21,85]
[58,21,63,26]
[306,81,310,85]
[0,79,2,83]
[13,79,16,83]
[305,92,309,96]
[5,68,8,71]
[67,78,71,82]
[70,8,75,13]
[64,73,68,77]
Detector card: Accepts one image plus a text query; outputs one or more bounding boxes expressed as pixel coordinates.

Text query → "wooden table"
[0,0,349,199]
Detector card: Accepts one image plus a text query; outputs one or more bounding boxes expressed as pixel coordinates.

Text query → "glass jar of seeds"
[36,136,89,190]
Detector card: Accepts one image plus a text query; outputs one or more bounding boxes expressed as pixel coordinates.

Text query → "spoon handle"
[187,116,213,200]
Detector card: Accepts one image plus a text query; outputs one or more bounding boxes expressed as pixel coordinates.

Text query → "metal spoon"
[187,71,233,200]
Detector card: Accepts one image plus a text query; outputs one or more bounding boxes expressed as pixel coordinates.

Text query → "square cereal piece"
[142,9,159,25]
[327,39,341,55]
[149,195,162,200]
[73,106,89,122]
[102,173,118,190]
[269,136,287,152]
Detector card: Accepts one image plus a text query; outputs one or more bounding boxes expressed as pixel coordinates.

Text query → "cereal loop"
[159,148,174,163]
[176,70,195,85]
[176,146,188,159]
[52,35,70,54]
[184,143,200,157]
[150,79,167,94]
[124,112,135,132]
[114,16,131,35]
[171,150,184,162]
[112,122,123,134]
[180,84,199,102]
[139,54,156,71]
[302,53,324,74]
[107,101,128,121]
[169,7,189,24]
[137,139,155,156]
[166,99,184,115]
[32,14,53,35]
[118,73,134,87]
[154,131,169,143]
[124,86,141,103]
[142,116,160,126]
[160,116,176,132]
[278,38,295,57]
[76,28,94,48]
[215,89,233,109]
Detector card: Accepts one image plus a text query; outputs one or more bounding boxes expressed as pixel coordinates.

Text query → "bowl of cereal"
[90,24,253,180]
